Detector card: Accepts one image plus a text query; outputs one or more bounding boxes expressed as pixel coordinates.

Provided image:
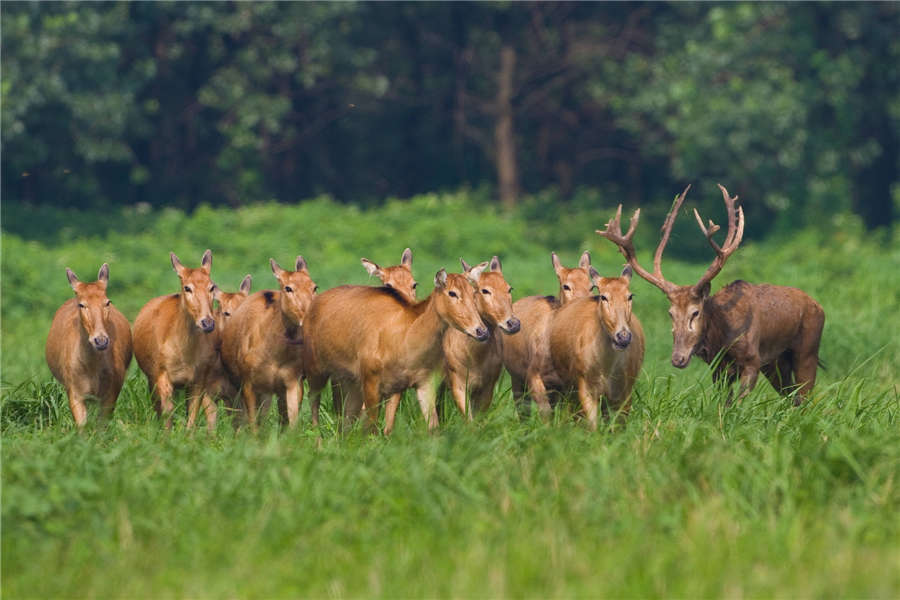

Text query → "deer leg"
[447,370,472,420]
[792,352,820,406]
[792,309,825,405]
[383,393,401,436]
[510,375,529,418]
[762,353,794,395]
[201,392,217,433]
[98,379,120,424]
[280,379,302,428]
[361,377,381,434]
[577,378,599,431]
[152,374,175,429]
[527,371,552,421]
[242,385,260,432]
[473,382,495,415]
[186,385,203,430]
[712,363,738,406]
[415,379,439,432]
[66,387,88,428]
[307,375,327,429]
[736,362,761,402]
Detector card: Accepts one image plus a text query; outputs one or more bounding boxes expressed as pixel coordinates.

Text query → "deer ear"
[694,281,711,299]
[170,253,184,275]
[621,264,633,281]
[460,258,472,273]
[401,247,413,267]
[270,258,284,278]
[588,266,603,288]
[97,263,109,285]
[578,251,591,269]
[200,249,212,274]
[66,268,80,290]
[490,255,502,273]
[551,252,563,275]
[239,274,252,296]
[434,268,448,289]
[295,255,308,273]
[466,261,489,285]
[361,258,382,278]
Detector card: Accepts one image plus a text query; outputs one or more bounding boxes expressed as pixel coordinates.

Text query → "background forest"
[3,2,899,233]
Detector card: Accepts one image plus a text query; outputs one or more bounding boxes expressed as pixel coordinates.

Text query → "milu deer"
[214,274,252,331]
[548,265,644,429]
[441,256,521,418]
[221,257,317,430]
[133,250,222,431]
[304,269,488,434]
[597,184,825,404]
[501,251,596,418]
[45,264,133,427]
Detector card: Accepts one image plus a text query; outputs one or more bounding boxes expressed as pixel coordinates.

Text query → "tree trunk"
[495,44,519,209]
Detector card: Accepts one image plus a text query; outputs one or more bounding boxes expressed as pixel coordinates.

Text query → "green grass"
[3,193,900,597]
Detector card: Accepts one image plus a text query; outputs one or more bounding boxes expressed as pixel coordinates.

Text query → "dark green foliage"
[3,3,898,228]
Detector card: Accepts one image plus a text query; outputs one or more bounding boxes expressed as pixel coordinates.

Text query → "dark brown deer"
[597,184,825,404]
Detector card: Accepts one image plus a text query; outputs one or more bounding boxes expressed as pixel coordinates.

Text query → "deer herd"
[45,184,825,432]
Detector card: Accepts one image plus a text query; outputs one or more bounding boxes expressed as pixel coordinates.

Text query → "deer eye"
[448,290,458,298]
[563,284,571,291]
[224,311,231,317]
[481,289,491,295]
[184,286,192,293]
[78,303,86,309]
[313,286,319,293]
[285,286,293,293]
[209,285,217,293]
[627,294,634,301]
[508,287,513,293]
[106,300,112,306]
[385,283,393,288]
[412,282,417,289]
[600,295,608,302]
[691,310,700,319]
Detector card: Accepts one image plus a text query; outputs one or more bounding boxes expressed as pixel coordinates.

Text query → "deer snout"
[671,353,691,369]
[92,334,110,351]
[502,316,521,334]
[613,329,632,350]
[474,325,490,342]
[199,316,216,333]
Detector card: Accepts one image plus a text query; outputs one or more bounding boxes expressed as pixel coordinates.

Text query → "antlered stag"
[549,265,644,429]
[304,269,488,434]
[442,256,521,417]
[133,250,223,431]
[597,184,825,404]
[221,257,317,429]
[45,264,133,426]
[501,251,596,417]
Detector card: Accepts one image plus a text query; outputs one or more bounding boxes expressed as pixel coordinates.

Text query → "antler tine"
[652,184,691,283]
[693,184,745,292]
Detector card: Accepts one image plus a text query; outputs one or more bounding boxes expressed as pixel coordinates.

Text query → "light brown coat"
[45,264,133,426]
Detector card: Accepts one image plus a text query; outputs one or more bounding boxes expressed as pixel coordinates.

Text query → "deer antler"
[596,185,692,294]
[692,183,745,293]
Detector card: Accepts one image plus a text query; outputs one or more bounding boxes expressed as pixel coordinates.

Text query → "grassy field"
[2,193,899,597]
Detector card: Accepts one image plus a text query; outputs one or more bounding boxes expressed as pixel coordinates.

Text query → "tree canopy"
[2,2,898,231]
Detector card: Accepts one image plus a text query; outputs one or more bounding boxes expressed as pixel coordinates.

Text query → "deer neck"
[402,293,449,368]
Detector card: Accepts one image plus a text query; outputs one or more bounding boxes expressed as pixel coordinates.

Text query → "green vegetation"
[2,195,899,597]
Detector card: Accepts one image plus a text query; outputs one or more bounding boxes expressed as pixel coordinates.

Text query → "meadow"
[2,191,899,598]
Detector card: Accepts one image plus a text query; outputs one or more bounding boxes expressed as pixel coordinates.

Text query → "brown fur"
[45,264,133,426]
[221,257,316,429]
[304,270,487,434]
[501,251,594,418]
[442,256,520,418]
[132,250,221,431]
[666,281,824,404]
[549,267,645,429]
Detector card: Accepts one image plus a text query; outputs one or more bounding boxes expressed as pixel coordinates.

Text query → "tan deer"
[214,274,252,330]
[442,256,521,418]
[304,269,488,434]
[221,257,317,430]
[597,184,825,404]
[501,251,595,418]
[45,264,133,427]
[358,248,417,421]
[548,265,644,429]
[133,250,221,431]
